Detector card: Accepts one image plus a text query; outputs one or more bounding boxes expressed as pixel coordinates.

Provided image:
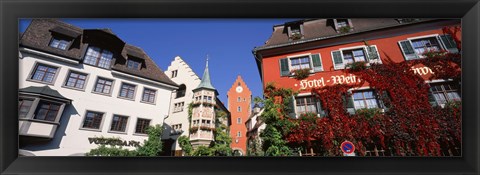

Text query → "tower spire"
[195,54,216,90]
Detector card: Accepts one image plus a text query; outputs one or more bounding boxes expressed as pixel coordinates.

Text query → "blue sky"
[19,19,296,105]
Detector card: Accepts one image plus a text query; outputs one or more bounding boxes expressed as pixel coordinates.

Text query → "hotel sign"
[295,66,434,90]
[295,74,362,90]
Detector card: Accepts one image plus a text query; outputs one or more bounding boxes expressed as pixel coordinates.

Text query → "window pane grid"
[82,111,103,129]
[135,119,150,134]
[94,78,113,94]
[19,99,33,118]
[84,47,113,68]
[65,72,87,89]
[142,89,156,103]
[120,83,136,99]
[110,115,128,132]
[412,37,441,54]
[353,90,379,109]
[296,96,318,115]
[32,64,57,83]
[430,83,461,105]
[290,56,311,70]
[34,101,60,122]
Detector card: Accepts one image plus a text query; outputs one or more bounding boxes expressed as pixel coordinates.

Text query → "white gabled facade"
[18,19,177,156]
[162,56,202,155]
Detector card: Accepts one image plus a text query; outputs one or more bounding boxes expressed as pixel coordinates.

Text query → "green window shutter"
[311,54,323,72]
[428,87,438,107]
[316,99,326,117]
[288,96,297,118]
[332,50,343,70]
[398,40,418,60]
[367,45,382,64]
[439,34,459,53]
[343,94,355,115]
[279,58,290,76]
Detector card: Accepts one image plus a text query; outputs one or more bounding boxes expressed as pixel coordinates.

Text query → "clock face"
[236,86,243,93]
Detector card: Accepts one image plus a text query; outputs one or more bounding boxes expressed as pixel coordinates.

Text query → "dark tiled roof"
[20,19,84,60]
[20,19,177,87]
[19,86,71,102]
[256,18,430,50]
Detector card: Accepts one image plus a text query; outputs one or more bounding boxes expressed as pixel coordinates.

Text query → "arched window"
[176,84,186,98]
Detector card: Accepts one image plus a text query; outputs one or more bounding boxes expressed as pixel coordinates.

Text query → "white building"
[18,19,178,156]
[163,56,230,156]
[162,56,201,156]
[245,105,266,155]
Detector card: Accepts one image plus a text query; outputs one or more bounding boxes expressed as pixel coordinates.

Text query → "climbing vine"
[262,47,461,156]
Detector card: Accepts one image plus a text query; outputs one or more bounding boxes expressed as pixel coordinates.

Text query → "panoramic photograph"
[18,18,461,157]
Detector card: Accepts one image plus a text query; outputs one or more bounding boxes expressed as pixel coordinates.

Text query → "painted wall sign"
[411,66,434,76]
[88,137,141,147]
[294,67,435,90]
[294,74,362,90]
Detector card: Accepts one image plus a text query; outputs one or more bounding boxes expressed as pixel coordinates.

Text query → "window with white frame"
[49,37,70,50]
[279,54,323,76]
[398,34,459,60]
[429,82,461,106]
[83,46,113,69]
[237,97,241,102]
[174,102,184,112]
[295,96,321,115]
[127,59,142,70]
[237,131,241,137]
[331,45,381,70]
[237,117,242,124]
[237,106,241,112]
[352,90,380,109]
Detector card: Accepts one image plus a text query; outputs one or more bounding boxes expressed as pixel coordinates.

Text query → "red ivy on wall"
[279,49,461,156]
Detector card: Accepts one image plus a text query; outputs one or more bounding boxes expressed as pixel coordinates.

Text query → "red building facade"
[253,19,461,156]
[227,76,252,155]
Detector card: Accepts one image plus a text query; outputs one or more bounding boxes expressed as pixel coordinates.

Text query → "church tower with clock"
[227,75,252,155]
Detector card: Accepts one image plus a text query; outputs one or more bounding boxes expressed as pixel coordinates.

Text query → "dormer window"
[84,46,113,69]
[127,59,142,70]
[288,23,303,40]
[48,26,80,50]
[334,19,353,33]
[49,37,70,50]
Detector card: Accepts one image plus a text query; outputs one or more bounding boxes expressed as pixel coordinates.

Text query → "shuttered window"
[278,54,324,76]
[398,34,459,61]
[279,58,290,76]
[332,45,381,70]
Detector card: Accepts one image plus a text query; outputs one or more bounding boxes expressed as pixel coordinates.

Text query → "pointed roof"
[195,56,216,91]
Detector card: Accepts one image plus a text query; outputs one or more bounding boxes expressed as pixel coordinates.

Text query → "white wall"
[162,56,201,152]
[19,49,175,156]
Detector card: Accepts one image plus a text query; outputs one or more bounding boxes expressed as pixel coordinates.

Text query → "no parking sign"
[340,141,355,155]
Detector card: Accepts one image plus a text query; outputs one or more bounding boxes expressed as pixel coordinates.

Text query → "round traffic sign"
[340,141,355,154]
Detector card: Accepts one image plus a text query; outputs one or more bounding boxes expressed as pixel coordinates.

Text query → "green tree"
[178,135,193,156]
[136,124,164,156]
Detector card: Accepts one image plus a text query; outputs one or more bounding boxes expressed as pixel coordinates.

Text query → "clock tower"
[227,75,252,155]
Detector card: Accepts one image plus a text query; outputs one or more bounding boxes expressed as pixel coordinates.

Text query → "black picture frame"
[1,0,479,175]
